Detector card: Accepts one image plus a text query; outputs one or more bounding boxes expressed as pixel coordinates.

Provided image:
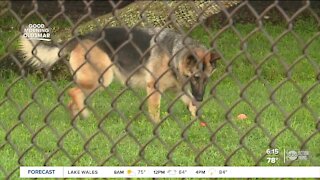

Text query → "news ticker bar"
[20,166,320,178]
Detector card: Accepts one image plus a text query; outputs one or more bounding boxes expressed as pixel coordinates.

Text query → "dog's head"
[178,48,220,101]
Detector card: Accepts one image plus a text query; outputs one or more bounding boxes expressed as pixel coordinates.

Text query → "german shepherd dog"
[20,27,220,123]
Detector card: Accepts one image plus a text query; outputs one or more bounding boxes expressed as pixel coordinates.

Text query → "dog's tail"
[19,36,79,68]
[19,36,62,68]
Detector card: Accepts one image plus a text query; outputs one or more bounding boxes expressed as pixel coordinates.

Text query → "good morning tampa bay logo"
[23,24,51,41]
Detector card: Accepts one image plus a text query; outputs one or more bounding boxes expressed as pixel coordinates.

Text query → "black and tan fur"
[20,27,220,123]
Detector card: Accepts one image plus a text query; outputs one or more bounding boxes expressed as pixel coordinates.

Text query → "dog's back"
[78,27,153,75]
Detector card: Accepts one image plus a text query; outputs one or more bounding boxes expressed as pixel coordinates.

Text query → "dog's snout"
[195,95,203,102]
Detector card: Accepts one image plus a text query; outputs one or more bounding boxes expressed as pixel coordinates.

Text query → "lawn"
[0,15,320,179]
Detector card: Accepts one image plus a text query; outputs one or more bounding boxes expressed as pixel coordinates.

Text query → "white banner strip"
[20,166,320,178]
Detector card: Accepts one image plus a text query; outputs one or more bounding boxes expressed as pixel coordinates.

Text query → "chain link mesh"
[0,0,320,179]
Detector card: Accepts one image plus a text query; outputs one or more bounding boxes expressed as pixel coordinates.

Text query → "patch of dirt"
[206,1,320,28]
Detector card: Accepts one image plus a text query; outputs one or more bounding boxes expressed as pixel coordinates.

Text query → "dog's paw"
[80,108,90,119]
[188,102,197,117]
[68,101,79,119]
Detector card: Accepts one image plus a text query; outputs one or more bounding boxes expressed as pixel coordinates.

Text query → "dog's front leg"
[146,82,161,123]
[180,94,198,117]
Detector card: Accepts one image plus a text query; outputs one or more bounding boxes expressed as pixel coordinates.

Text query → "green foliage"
[0,73,319,174]
[190,18,320,82]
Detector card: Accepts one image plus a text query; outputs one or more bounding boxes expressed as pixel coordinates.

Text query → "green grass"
[1,16,320,179]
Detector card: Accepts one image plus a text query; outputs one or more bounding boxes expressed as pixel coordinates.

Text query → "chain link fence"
[1,0,320,179]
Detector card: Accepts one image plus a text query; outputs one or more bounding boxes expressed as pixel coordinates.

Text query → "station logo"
[286,150,309,161]
[23,24,51,41]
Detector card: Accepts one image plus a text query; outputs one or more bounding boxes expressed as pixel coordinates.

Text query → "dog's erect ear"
[185,54,197,65]
[180,54,198,76]
[209,52,220,66]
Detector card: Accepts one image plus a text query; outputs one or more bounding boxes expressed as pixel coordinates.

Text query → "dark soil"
[206,0,320,28]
